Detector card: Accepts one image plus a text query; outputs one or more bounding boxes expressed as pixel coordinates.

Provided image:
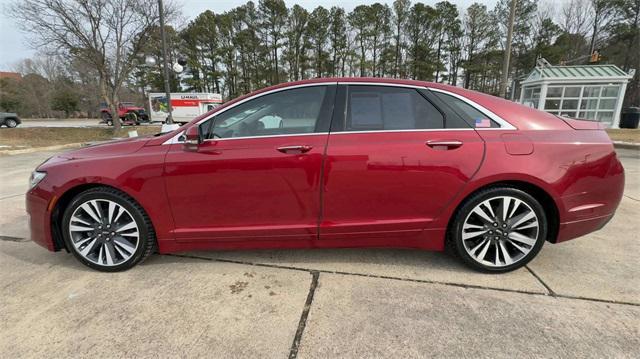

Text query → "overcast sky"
[0,0,497,71]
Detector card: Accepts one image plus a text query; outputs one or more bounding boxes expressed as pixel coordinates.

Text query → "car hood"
[39,136,151,169]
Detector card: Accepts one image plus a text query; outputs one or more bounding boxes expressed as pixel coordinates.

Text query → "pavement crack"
[0,235,29,242]
[624,195,639,202]
[288,271,319,359]
[525,265,556,297]
[162,253,640,307]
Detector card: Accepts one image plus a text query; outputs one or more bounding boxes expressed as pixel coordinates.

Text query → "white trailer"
[148,92,223,124]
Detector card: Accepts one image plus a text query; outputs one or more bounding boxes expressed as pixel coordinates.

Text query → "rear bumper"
[25,188,56,251]
[556,213,614,243]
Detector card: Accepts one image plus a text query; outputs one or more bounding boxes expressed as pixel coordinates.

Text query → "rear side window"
[346,86,444,131]
[432,92,499,128]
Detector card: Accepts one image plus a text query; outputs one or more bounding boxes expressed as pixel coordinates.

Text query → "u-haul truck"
[148,93,223,124]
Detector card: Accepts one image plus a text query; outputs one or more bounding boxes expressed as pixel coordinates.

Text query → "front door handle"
[277,145,313,154]
[426,140,463,150]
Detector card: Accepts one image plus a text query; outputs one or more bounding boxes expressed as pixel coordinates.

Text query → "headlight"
[29,171,47,190]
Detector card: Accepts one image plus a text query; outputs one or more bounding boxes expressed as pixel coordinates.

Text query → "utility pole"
[158,0,173,124]
[499,0,517,99]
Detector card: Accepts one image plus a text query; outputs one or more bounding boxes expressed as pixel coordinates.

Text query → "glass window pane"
[545,99,561,110]
[547,87,562,98]
[583,86,601,97]
[523,88,532,99]
[204,86,327,139]
[578,111,597,120]
[560,111,576,118]
[347,86,445,131]
[564,87,581,97]
[580,99,599,109]
[433,92,496,128]
[601,86,619,98]
[597,112,613,124]
[599,99,617,110]
[562,99,579,110]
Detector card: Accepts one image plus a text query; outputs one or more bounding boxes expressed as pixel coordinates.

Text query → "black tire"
[449,187,547,273]
[5,118,18,128]
[61,187,156,272]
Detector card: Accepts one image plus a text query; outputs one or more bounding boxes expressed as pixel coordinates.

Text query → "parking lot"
[0,148,638,358]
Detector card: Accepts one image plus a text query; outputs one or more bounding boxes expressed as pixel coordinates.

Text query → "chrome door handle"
[277,145,313,154]
[426,140,463,150]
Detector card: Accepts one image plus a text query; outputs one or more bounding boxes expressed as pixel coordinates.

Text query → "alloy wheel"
[461,195,539,268]
[68,199,140,267]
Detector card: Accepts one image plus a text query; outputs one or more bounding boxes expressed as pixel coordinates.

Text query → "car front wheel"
[450,187,547,273]
[61,187,156,272]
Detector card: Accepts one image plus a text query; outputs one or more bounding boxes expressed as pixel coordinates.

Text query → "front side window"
[201,86,328,139]
[345,86,444,131]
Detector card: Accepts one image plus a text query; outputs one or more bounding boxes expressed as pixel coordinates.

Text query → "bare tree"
[9,0,176,130]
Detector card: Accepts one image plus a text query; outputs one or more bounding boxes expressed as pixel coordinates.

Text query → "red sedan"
[26,78,625,272]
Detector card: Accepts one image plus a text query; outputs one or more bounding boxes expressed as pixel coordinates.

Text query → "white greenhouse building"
[519,64,633,128]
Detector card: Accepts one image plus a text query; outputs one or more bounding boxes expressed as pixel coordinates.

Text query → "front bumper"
[25,188,56,251]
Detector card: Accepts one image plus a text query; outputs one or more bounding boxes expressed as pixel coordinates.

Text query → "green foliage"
[51,88,79,118]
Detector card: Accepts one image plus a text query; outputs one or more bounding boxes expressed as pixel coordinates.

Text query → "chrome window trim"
[202,132,329,143]
[337,81,427,90]
[427,88,517,130]
[162,81,516,145]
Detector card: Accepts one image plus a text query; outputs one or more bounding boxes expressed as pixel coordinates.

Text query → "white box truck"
[148,92,223,124]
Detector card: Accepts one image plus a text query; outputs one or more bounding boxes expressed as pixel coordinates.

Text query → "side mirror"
[184,125,202,150]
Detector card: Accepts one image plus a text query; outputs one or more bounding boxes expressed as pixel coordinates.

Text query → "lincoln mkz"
[26,78,625,272]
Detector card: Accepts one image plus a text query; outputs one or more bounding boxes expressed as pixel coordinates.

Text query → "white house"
[519,64,633,128]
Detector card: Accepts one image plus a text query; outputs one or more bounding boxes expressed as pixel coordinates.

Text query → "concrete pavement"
[0,148,638,357]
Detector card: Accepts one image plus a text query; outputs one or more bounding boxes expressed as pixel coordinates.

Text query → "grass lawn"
[0,126,162,150]
[606,129,640,143]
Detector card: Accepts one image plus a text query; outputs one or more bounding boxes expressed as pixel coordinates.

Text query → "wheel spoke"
[508,199,521,219]
[81,203,101,223]
[514,220,538,231]
[71,216,92,226]
[79,237,98,256]
[97,244,104,265]
[462,230,488,240]
[69,224,94,233]
[507,239,528,254]
[108,201,117,224]
[481,200,496,219]
[74,236,94,248]
[501,197,511,221]
[509,211,536,229]
[508,231,536,246]
[499,240,513,265]
[116,221,137,233]
[477,239,492,262]
[114,237,135,254]
[472,206,494,224]
[463,223,484,230]
[105,243,114,265]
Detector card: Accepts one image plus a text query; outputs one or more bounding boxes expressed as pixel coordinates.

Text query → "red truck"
[100,102,150,126]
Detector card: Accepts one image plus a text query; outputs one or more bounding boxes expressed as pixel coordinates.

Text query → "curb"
[613,141,640,150]
[0,143,85,156]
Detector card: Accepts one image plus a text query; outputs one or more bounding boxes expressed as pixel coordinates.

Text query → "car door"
[319,84,485,241]
[164,84,336,242]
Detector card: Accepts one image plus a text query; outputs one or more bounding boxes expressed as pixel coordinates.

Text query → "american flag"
[475,118,491,128]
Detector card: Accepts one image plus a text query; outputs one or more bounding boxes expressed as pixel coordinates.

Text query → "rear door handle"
[277,145,313,154]
[426,140,463,150]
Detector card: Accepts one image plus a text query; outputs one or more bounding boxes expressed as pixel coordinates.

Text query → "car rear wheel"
[61,187,156,272]
[5,118,18,128]
[450,187,547,273]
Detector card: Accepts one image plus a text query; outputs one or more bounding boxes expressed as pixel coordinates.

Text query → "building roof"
[522,64,632,84]
[0,71,21,81]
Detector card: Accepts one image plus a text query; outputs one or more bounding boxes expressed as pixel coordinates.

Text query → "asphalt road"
[0,148,638,358]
